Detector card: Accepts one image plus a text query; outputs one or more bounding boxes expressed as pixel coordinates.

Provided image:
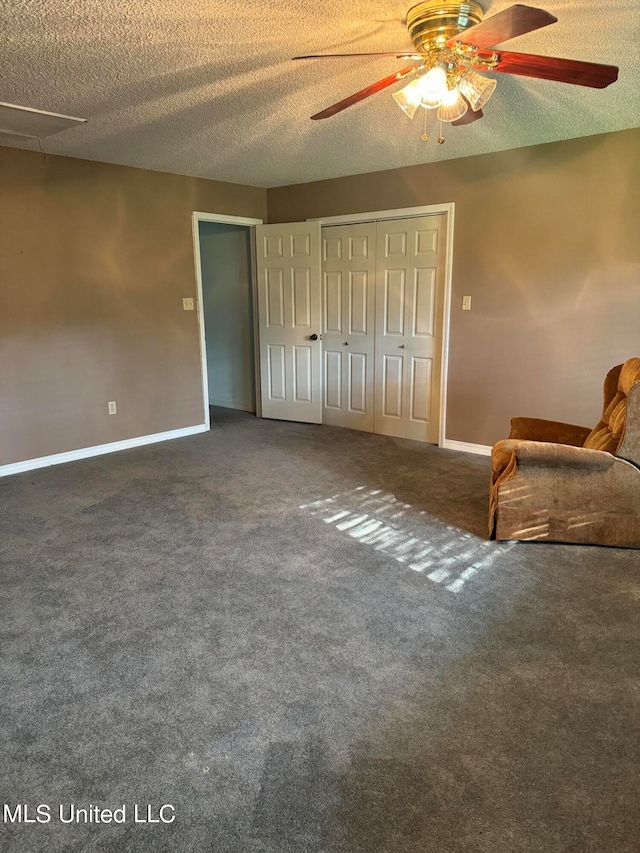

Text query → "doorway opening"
[192,212,263,429]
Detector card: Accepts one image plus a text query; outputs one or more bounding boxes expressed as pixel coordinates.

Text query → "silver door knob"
[343,342,349,346]
[399,344,406,349]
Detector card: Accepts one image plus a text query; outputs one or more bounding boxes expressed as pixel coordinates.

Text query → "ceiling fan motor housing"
[406,0,484,53]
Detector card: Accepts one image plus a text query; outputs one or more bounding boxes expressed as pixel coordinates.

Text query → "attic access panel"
[0,101,87,140]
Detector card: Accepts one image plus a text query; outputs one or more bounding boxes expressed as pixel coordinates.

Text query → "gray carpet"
[1,407,639,852]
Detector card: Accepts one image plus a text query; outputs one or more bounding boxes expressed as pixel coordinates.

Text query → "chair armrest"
[509,417,591,446]
[514,441,615,470]
[617,382,640,468]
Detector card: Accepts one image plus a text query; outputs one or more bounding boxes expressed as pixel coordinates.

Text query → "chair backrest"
[583,358,640,465]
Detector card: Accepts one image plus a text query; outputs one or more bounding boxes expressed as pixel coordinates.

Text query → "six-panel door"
[374,215,447,442]
[322,223,376,432]
[255,222,322,423]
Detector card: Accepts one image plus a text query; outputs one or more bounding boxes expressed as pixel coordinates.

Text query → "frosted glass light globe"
[416,66,448,108]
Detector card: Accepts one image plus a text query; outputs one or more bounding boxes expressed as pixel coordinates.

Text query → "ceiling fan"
[293,1,618,133]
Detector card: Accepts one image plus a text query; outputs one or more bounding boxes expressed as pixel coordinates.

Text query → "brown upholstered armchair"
[490,358,640,548]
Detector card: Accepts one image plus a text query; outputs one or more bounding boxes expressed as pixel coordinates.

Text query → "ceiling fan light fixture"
[437,88,468,122]
[458,69,497,111]
[303,2,619,135]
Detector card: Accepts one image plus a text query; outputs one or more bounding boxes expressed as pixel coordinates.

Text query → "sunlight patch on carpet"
[300,486,512,593]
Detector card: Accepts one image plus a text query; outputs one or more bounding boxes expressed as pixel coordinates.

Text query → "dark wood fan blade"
[447,4,557,50]
[310,66,418,120]
[478,50,619,88]
[294,52,422,60]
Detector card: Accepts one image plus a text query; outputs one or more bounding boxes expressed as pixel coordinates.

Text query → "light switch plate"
[183,297,195,311]
[462,295,472,311]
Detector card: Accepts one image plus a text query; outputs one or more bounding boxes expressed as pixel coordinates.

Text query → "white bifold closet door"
[255,215,446,441]
[255,222,322,423]
[322,223,377,432]
[374,214,447,443]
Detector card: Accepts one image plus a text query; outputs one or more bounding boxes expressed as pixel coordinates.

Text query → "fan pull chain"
[437,117,445,145]
[421,107,429,142]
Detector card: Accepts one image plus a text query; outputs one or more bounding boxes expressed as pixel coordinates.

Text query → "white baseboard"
[0,424,208,479]
[442,439,492,456]
[209,399,256,414]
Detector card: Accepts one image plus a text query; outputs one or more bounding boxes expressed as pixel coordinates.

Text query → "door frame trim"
[310,203,455,448]
[191,211,264,429]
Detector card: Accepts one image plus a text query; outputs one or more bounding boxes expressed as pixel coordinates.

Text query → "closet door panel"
[374,215,446,441]
[321,223,376,431]
[256,222,322,422]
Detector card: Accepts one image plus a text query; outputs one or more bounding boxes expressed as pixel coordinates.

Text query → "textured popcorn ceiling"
[1,0,638,187]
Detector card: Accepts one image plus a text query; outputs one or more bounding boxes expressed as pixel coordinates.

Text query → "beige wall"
[2,131,638,467]
[268,128,640,447]
[0,146,266,466]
